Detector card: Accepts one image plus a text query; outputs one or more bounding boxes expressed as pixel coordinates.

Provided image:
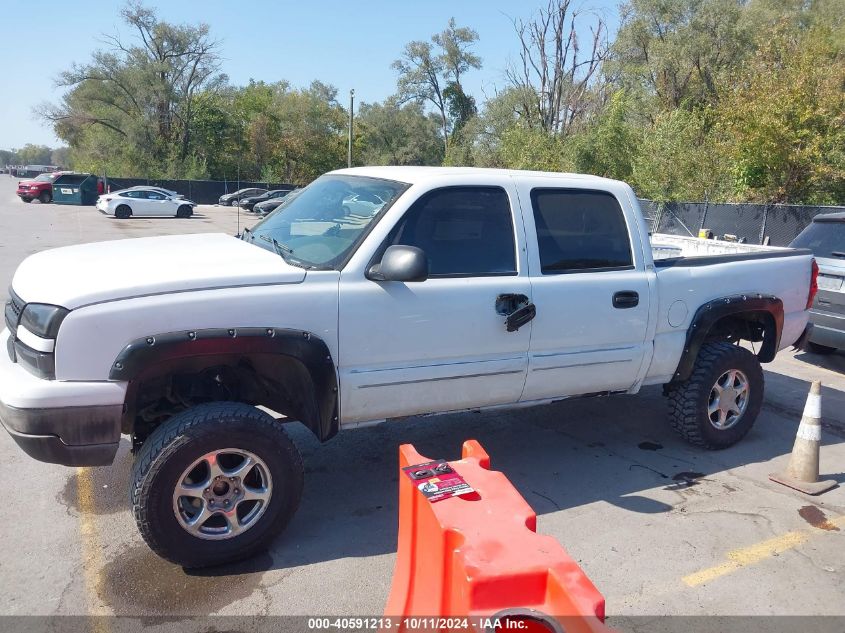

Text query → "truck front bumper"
[0,329,125,466]
[0,401,122,466]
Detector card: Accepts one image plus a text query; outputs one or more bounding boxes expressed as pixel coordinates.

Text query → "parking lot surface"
[0,174,843,623]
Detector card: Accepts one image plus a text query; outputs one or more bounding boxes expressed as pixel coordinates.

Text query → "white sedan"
[96,188,197,219]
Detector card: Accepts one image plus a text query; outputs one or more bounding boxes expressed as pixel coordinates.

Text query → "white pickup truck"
[1,167,816,566]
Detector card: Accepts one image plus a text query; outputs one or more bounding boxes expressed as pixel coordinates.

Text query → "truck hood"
[12,233,306,309]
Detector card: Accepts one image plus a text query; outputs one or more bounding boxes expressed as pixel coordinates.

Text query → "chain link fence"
[640,200,844,246]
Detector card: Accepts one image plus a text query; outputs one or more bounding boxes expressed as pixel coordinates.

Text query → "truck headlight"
[20,304,69,338]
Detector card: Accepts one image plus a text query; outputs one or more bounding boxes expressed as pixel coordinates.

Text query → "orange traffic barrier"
[384,440,613,633]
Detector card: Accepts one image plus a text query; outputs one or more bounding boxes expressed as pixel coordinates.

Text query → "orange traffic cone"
[769,381,836,495]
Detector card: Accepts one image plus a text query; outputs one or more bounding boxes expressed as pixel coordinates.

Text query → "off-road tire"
[176,204,193,218]
[115,204,132,219]
[806,341,837,355]
[38,191,52,204]
[130,402,304,568]
[667,342,764,449]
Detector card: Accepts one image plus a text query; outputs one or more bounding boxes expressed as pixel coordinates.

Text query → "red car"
[16,172,66,203]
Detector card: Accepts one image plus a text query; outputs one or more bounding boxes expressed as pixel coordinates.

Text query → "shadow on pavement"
[793,349,845,374]
[75,369,844,596]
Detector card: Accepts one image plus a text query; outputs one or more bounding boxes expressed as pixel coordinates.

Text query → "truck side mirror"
[368,245,428,282]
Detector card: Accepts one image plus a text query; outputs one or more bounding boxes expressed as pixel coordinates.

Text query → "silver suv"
[791,213,845,354]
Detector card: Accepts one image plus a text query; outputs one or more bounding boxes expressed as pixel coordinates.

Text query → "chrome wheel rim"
[707,369,750,430]
[172,448,272,540]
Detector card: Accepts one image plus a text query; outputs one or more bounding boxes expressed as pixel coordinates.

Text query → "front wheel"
[176,205,193,218]
[667,342,763,449]
[130,402,304,567]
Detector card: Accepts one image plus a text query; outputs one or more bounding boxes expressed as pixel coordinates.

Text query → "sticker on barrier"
[403,459,474,502]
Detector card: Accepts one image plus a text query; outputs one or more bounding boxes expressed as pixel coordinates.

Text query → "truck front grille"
[4,288,24,334]
[5,288,25,363]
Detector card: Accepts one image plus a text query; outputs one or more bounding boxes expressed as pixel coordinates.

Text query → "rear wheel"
[38,191,52,204]
[130,402,304,567]
[806,341,837,355]
[115,204,132,219]
[176,205,193,218]
[667,342,763,449]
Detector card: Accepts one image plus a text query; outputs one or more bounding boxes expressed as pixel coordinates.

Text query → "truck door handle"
[495,294,536,332]
[506,303,537,332]
[613,291,639,309]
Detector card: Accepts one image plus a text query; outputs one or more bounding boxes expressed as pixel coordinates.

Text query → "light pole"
[348,89,355,168]
[236,117,245,237]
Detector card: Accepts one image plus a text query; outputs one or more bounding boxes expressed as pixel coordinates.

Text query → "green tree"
[15,144,54,165]
[445,87,531,167]
[50,147,70,168]
[443,83,477,136]
[610,0,750,113]
[393,18,481,151]
[632,107,729,201]
[39,1,225,177]
[497,126,571,173]
[717,22,845,203]
[570,91,641,181]
[356,99,444,166]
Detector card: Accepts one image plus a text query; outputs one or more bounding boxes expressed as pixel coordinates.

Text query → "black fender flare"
[109,327,338,441]
[670,294,783,384]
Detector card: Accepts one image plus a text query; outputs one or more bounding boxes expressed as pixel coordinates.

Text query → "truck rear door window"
[389,186,517,277]
[530,189,633,274]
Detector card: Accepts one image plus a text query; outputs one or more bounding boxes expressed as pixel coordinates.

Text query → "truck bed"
[650,233,792,260]
[643,232,814,385]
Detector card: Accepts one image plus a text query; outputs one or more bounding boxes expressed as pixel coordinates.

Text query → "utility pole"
[347,89,355,168]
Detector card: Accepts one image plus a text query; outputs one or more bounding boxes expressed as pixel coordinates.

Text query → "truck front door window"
[387,186,517,277]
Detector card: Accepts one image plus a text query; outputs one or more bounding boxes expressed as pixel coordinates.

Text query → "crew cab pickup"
[0,167,816,567]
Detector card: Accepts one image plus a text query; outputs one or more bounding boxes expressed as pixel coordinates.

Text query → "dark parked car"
[254,188,302,216]
[790,213,845,354]
[239,189,293,212]
[218,188,266,206]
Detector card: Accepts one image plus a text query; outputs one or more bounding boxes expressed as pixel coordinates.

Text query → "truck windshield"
[247,174,408,269]
[791,221,845,259]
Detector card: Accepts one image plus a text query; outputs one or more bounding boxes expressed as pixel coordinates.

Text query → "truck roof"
[330,166,623,187]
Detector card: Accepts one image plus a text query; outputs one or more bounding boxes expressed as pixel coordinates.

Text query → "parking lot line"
[682,514,844,587]
[76,466,111,629]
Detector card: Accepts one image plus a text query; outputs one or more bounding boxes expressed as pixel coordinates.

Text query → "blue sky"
[0,0,619,149]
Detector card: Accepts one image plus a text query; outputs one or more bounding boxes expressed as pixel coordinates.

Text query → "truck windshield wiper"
[239,227,253,241]
[830,251,845,258]
[259,234,293,255]
[257,234,313,269]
